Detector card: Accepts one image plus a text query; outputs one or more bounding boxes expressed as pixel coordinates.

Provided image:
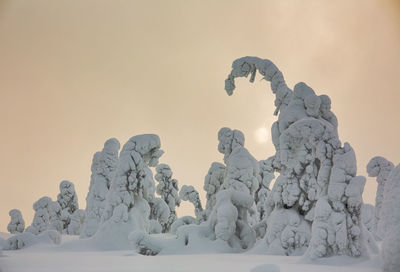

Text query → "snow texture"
[366,156,394,240]
[155,163,180,232]
[81,138,120,238]
[381,163,400,272]
[7,209,25,234]
[93,134,164,250]
[179,185,205,222]
[225,56,366,258]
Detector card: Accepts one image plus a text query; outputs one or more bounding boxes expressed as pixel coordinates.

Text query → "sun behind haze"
[0,0,399,231]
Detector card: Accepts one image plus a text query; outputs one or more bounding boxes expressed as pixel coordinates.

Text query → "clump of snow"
[225,56,367,258]
[179,185,205,222]
[7,209,25,234]
[381,163,400,272]
[67,209,85,235]
[3,230,61,250]
[366,156,394,240]
[81,138,120,238]
[170,216,198,234]
[155,163,180,232]
[92,134,164,250]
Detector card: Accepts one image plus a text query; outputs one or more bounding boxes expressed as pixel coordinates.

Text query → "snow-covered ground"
[0,233,381,272]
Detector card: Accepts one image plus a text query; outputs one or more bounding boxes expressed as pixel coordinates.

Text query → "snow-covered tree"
[7,209,25,234]
[130,127,260,254]
[225,56,367,258]
[81,138,120,238]
[155,163,180,232]
[94,134,164,249]
[361,204,375,234]
[203,162,226,219]
[381,163,400,272]
[26,196,52,235]
[67,209,85,235]
[366,156,394,239]
[148,197,170,234]
[57,180,79,233]
[179,185,205,222]
[25,197,63,235]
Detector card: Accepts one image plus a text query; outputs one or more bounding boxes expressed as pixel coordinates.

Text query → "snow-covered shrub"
[81,138,120,238]
[48,201,63,233]
[148,197,170,233]
[155,163,180,232]
[93,134,164,249]
[170,216,198,234]
[203,162,226,219]
[180,185,205,222]
[3,230,61,250]
[366,156,394,239]
[381,163,400,272]
[225,56,367,258]
[7,209,25,234]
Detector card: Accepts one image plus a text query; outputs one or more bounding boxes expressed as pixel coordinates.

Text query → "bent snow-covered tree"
[94,134,164,249]
[7,209,25,234]
[366,156,394,240]
[203,162,226,219]
[381,163,400,272]
[81,138,120,238]
[225,56,367,258]
[155,163,180,232]
[180,185,205,223]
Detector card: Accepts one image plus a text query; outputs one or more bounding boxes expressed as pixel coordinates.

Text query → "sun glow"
[255,127,270,143]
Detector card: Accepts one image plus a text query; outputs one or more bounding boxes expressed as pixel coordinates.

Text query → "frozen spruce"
[26,196,52,235]
[361,204,375,234]
[57,180,79,233]
[131,127,260,254]
[381,163,400,272]
[7,209,25,234]
[148,197,170,233]
[203,162,226,219]
[366,156,394,239]
[155,163,180,232]
[81,138,120,238]
[225,56,367,258]
[94,134,164,250]
[180,185,205,222]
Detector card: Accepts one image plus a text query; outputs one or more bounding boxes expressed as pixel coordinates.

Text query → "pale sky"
[0,0,399,232]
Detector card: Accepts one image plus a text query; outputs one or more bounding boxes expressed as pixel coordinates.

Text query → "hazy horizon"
[0,0,399,232]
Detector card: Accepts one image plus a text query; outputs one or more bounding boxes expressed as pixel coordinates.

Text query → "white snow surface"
[0,232,382,272]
